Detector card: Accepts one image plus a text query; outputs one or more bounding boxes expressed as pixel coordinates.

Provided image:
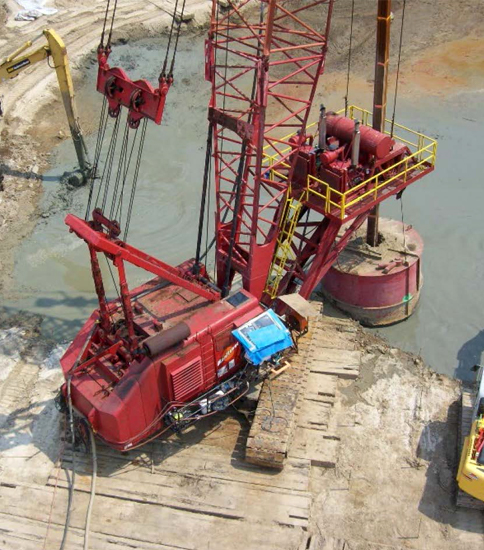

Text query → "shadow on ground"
[455,329,484,382]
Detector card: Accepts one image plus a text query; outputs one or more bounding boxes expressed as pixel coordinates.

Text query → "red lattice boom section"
[207,0,334,299]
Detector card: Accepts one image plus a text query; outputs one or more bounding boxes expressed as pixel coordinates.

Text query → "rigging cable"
[194,123,214,272]
[85,96,109,219]
[124,118,148,241]
[161,0,180,76]
[115,124,141,224]
[109,119,131,219]
[344,0,355,117]
[390,0,407,138]
[169,0,187,75]
[106,0,118,48]
[198,2,264,266]
[99,0,111,48]
[399,194,408,263]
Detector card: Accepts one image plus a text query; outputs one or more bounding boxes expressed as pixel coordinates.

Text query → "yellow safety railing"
[262,105,437,220]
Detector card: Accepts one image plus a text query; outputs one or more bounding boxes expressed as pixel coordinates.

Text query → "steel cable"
[107,0,118,48]
[124,118,148,241]
[390,0,407,138]
[169,0,187,75]
[115,124,140,224]
[109,119,130,220]
[344,0,355,116]
[85,96,109,219]
[162,0,180,76]
[99,0,111,48]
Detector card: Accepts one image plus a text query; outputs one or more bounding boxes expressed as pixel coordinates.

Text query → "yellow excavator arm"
[0,29,90,182]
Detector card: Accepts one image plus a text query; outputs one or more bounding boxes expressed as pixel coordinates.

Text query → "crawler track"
[246,306,361,470]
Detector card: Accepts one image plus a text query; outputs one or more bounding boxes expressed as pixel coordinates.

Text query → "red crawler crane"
[59,0,435,452]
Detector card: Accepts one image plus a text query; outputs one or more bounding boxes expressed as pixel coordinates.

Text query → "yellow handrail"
[262,105,437,220]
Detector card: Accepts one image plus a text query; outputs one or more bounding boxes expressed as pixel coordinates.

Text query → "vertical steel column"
[367,0,392,246]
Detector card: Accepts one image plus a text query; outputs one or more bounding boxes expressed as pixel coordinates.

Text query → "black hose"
[59,377,76,550]
[194,123,214,273]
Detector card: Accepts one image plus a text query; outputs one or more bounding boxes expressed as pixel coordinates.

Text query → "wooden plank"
[289,427,340,468]
[62,441,311,494]
[49,459,312,528]
[308,348,361,365]
[297,399,333,431]
[309,360,359,380]
[0,482,305,550]
[305,372,338,404]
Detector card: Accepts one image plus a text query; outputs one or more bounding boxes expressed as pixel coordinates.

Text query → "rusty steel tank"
[321,218,423,326]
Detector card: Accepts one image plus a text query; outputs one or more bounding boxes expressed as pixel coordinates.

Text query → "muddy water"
[2,36,213,342]
[2,36,483,381]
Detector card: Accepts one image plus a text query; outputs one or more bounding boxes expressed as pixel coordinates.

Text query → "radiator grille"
[171,358,203,401]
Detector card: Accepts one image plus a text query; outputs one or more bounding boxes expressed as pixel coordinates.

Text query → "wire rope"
[390,0,407,138]
[344,0,355,116]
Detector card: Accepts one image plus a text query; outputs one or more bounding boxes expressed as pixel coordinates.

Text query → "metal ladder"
[265,193,304,299]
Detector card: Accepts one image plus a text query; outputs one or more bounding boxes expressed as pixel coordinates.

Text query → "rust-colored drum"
[322,218,423,326]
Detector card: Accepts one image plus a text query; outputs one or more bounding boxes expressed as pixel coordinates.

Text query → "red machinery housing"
[61,212,263,450]
[60,280,261,450]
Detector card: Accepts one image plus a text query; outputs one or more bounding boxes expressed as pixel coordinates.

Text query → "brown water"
[2,36,483,382]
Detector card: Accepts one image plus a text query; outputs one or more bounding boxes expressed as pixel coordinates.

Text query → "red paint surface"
[61,281,263,450]
[323,225,424,310]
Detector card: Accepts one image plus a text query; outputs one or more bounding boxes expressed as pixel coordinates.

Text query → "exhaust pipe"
[351,119,361,168]
[318,104,326,150]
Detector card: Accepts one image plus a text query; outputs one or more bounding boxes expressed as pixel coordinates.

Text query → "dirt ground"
[311,324,484,549]
[0,1,484,549]
[0,308,482,549]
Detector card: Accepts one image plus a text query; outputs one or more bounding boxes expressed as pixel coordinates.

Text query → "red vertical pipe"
[89,245,110,331]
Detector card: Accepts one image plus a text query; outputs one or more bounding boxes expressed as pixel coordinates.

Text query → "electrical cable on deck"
[59,377,76,550]
[83,424,97,550]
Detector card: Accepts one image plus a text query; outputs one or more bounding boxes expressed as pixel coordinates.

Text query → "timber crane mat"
[246,303,361,470]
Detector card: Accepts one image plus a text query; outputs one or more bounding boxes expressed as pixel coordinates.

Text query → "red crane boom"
[207,0,334,299]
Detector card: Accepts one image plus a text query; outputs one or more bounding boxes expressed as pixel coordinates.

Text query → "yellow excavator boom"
[0,29,90,182]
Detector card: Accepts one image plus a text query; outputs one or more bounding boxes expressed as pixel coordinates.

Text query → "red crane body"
[60,0,435,451]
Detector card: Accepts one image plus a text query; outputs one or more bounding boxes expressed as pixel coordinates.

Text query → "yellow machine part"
[0,29,90,178]
[457,417,484,502]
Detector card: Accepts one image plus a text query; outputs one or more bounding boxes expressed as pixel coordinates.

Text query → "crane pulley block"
[97,48,172,129]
